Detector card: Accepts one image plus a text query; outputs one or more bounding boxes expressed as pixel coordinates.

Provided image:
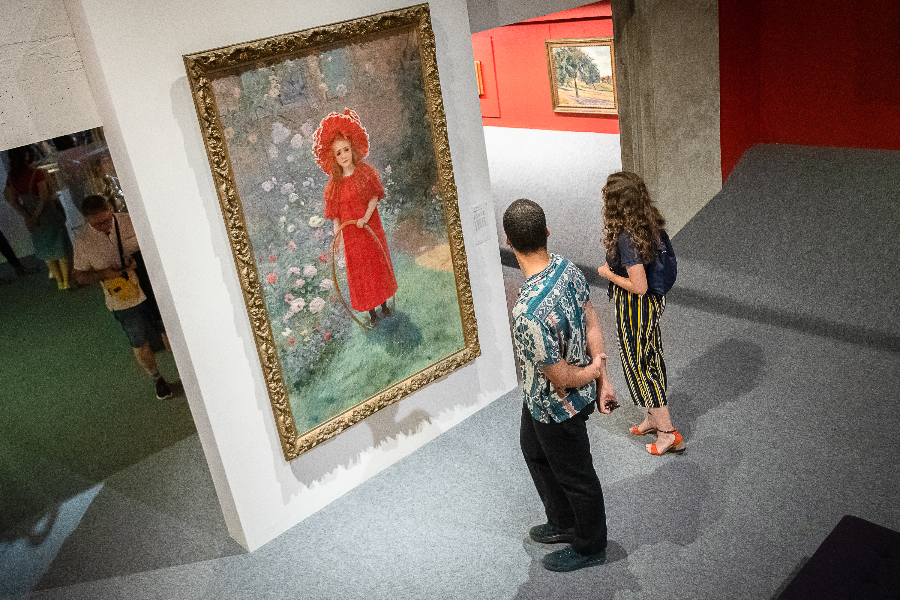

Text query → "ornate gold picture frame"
[183,4,479,461]
[546,37,617,114]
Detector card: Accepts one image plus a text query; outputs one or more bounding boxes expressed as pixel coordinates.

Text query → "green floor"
[0,267,196,539]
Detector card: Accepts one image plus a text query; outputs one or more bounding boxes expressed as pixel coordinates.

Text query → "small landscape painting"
[546,37,617,114]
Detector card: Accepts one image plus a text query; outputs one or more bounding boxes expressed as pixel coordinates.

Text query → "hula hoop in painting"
[183,4,480,460]
[330,220,396,331]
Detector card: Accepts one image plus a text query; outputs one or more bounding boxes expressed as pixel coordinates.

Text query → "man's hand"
[596,379,618,414]
[99,255,135,282]
[552,382,567,399]
[100,266,125,281]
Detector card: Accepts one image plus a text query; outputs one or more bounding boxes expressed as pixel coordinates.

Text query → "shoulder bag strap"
[113,214,127,272]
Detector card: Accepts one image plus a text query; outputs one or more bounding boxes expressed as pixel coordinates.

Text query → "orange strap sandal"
[648,429,685,455]
[630,411,656,436]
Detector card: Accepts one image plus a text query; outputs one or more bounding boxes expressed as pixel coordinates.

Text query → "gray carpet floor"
[15,144,900,599]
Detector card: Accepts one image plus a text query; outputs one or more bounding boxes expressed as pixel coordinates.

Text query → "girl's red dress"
[324,163,397,312]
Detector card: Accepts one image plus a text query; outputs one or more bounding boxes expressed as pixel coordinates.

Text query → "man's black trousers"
[520,402,608,555]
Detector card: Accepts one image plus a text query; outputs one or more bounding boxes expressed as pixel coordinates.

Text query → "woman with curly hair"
[596,171,684,455]
[313,109,397,326]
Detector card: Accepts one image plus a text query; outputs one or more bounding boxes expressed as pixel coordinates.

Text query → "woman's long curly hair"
[601,171,665,263]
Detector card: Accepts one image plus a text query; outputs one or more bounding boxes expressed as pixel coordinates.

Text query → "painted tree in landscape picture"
[554,46,594,99]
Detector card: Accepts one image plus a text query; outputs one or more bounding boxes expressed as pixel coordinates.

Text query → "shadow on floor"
[31,435,244,592]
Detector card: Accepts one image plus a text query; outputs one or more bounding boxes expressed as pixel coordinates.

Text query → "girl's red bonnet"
[312,109,369,174]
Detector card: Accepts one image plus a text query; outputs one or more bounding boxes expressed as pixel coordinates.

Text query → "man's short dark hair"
[81,195,111,217]
[503,198,547,254]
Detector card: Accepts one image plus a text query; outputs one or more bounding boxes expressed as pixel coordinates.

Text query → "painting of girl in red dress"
[191,15,478,445]
[313,109,397,327]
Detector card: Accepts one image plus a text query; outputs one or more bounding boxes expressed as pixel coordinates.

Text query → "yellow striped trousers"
[612,285,667,408]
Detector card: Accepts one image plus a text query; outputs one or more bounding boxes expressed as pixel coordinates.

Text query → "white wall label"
[472,201,490,245]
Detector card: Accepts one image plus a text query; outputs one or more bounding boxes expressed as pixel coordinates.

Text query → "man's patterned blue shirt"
[512,254,595,423]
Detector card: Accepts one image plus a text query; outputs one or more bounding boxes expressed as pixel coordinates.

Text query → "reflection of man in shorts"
[73,195,172,399]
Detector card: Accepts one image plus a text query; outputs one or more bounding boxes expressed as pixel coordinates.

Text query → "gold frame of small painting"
[546,37,617,114]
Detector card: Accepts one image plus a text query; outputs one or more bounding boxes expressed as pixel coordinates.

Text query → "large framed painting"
[545,37,617,114]
[183,4,479,460]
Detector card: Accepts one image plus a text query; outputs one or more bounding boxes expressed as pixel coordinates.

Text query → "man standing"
[503,198,617,572]
[73,195,172,399]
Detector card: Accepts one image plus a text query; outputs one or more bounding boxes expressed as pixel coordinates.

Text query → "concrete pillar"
[611,0,721,235]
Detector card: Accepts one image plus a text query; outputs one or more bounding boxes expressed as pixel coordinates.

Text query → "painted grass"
[558,82,614,107]
[289,252,465,433]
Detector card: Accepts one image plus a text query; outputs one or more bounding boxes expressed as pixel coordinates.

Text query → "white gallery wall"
[0,0,101,260]
[0,0,100,151]
[63,0,517,550]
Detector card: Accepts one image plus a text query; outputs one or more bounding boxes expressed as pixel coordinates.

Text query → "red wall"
[720,0,900,180]
[472,1,619,134]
